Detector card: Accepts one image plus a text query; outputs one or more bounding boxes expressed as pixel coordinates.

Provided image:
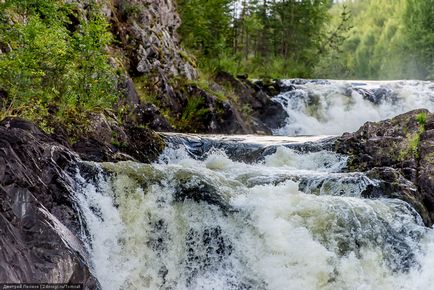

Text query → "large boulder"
[176,84,249,134]
[336,109,434,225]
[0,118,99,288]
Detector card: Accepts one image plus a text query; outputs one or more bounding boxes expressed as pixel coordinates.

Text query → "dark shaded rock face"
[132,103,173,131]
[72,113,165,163]
[336,109,434,226]
[0,116,166,286]
[213,71,288,133]
[178,84,249,134]
[0,118,99,288]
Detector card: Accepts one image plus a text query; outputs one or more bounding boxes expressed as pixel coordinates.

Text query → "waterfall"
[73,141,434,290]
[70,79,434,289]
[272,80,434,135]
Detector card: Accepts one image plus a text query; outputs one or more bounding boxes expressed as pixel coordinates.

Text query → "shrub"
[0,0,118,135]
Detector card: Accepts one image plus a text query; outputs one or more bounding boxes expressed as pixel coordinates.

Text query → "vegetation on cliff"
[0,0,118,134]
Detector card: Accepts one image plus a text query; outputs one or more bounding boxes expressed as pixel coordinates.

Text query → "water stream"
[73,80,434,290]
[273,80,434,135]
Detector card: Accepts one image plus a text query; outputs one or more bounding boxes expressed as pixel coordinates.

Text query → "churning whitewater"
[273,80,434,135]
[72,80,434,290]
[74,144,434,290]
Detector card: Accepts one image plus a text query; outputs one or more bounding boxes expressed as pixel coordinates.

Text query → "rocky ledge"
[336,109,434,226]
[0,118,97,287]
[0,117,164,287]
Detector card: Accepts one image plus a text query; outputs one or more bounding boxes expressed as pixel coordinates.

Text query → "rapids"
[73,79,434,290]
[74,140,434,290]
[273,80,434,135]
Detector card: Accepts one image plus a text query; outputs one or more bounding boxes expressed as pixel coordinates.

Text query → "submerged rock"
[336,109,434,226]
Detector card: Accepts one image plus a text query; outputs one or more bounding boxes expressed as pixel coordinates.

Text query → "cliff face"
[107,0,198,116]
[104,0,286,134]
[0,119,98,287]
[110,0,196,79]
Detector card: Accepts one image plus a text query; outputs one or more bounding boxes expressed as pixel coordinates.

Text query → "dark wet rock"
[362,167,429,223]
[121,124,165,163]
[177,84,249,134]
[418,121,434,222]
[336,109,434,226]
[354,87,399,105]
[336,109,429,170]
[132,103,173,131]
[73,137,121,163]
[0,118,99,288]
[214,71,288,132]
[354,87,376,103]
[373,87,398,105]
[252,79,282,96]
[258,101,288,130]
[70,113,164,163]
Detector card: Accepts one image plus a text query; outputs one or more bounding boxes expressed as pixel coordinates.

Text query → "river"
[73,80,434,290]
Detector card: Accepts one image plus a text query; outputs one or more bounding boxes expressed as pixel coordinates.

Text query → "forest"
[178,0,433,79]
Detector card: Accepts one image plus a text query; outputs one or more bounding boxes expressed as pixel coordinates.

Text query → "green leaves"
[178,0,332,78]
[317,0,433,80]
[0,0,118,133]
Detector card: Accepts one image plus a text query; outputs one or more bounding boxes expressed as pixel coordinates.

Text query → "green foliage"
[416,112,427,126]
[317,0,433,80]
[177,0,233,58]
[178,0,332,78]
[0,0,118,134]
[176,96,209,131]
[400,113,428,160]
[409,133,421,159]
[179,0,432,80]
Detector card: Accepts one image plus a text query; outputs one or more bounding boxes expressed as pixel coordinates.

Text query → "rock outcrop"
[0,116,165,286]
[108,0,198,122]
[105,1,287,134]
[213,71,288,133]
[71,113,165,163]
[336,109,434,226]
[0,118,98,287]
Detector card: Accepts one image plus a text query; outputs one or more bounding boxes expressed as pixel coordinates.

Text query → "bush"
[0,0,118,135]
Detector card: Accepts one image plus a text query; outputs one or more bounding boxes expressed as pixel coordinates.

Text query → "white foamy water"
[73,144,434,290]
[273,80,434,135]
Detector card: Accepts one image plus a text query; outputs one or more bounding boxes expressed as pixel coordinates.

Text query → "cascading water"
[72,141,434,290]
[72,80,434,290]
[272,80,434,135]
